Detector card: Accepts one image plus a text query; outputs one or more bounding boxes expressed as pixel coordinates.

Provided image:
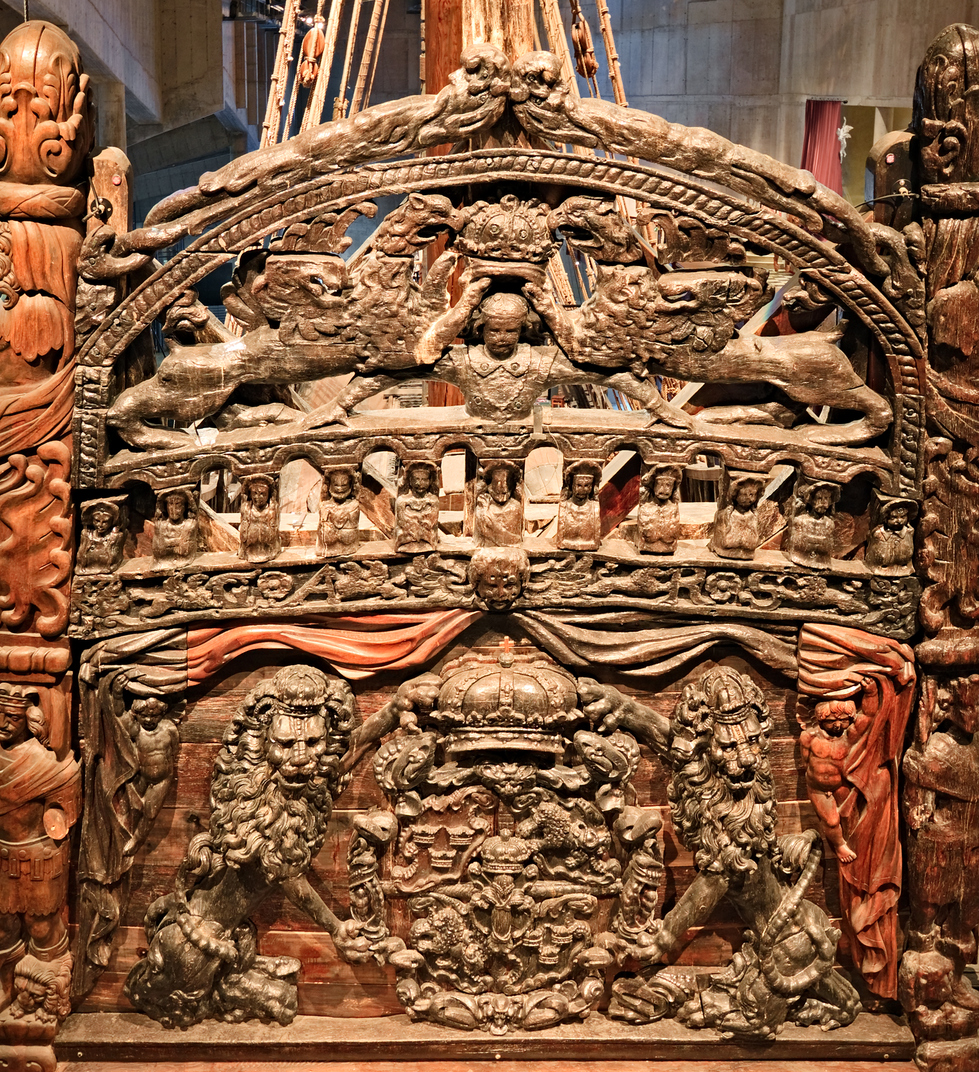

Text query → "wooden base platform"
[56,1011,915,1065]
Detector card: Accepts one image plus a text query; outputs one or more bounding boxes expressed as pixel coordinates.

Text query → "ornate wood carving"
[898,23,979,1072]
[0,19,91,1070]
[10,8,970,1068]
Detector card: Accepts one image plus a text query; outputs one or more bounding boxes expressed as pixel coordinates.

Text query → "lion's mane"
[667,668,778,876]
[185,666,357,888]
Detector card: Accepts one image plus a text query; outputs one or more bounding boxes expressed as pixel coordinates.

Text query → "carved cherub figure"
[473,461,524,546]
[119,696,180,857]
[556,461,602,551]
[799,696,872,864]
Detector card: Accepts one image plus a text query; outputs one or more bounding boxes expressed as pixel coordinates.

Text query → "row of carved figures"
[78,460,918,574]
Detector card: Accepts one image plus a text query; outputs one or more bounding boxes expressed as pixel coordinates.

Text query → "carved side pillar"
[0,21,93,1071]
[900,23,979,1072]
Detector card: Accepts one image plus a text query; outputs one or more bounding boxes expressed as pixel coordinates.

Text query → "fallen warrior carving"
[124,666,373,1026]
[580,668,861,1039]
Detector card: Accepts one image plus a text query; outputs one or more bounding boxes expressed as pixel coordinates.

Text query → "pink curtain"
[801,99,843,194]
[187,609,483,682]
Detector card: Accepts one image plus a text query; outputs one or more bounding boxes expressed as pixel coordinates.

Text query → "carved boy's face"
[329,472,353,503]
[653,474,675,502]
[482,311,523,360]
[409,468,432,496]
[266,710,328,794]
[886,506,909,530]
[91,508,114,536]
[488,469,512,505]
[134,698,168,730]
[570,473,594,503]
[810,488,834,516]
[165,493,187,522]
[250,482,270,509]
[733,483,760,511]
[473,562,523,611]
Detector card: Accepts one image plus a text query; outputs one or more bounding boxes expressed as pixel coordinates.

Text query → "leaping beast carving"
[107,193,459,450]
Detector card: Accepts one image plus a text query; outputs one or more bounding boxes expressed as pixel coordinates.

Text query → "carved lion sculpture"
[546,197,893,444]
[123,666,370,1027]
[107,193,459,450]
[579,668,862,1039]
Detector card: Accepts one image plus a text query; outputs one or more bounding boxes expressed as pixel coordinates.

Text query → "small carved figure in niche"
[865,495,917,574]
[473,460,523,546]
[119,696,180,857]
[467,546,531,611]
[124,665,370,1026]
[636,465,683,554]
[785,480,839,569]
[580,669,860,1037]
[316,467,361,557]
[77,498,127,574]
[0,684,79,1025]
[395,461,440,553]
[152,488,199,566]
[239,475,281,563]
[556,460,602,551]
[708,472,766,560]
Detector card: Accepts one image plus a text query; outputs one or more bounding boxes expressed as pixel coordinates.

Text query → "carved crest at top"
[0,22,92,196]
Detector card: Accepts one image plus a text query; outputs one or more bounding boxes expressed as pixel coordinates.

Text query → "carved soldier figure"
[467,547,531,611]
[239,475,281,563]
[708,472,766,560]
[0,684,79,1024]
[636,465,682,554]
[865,496,916,574]
[77,499,126,574]
[152,488,199,566]
[118,696,180,857]
[473,461,523,546]
[785,480,839,569]
[316,467,361,556]
[395,461,440,553]
[556,461,602,551]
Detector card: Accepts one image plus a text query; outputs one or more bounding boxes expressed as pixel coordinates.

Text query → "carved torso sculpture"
[395,462,440,553]
[556,461,602,551]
